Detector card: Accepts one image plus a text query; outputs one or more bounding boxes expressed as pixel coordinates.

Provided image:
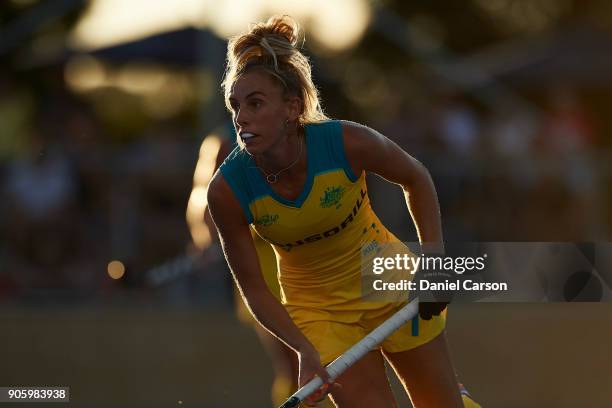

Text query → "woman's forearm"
[241,285,315,354]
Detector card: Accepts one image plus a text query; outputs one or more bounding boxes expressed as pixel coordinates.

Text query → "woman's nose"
[235,108,248,128]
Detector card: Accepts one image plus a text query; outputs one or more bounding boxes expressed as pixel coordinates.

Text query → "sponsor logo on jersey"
[320,186,346,209]
[264,189,367,251]
[255,214,279,227]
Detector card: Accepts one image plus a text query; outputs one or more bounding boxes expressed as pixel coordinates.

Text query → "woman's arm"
[206,172,332,391]
[207,173,311,351]
[342,121,448,318]
[341,121,444,254]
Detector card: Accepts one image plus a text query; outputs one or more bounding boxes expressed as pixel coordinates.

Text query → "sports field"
[1,301,610,407]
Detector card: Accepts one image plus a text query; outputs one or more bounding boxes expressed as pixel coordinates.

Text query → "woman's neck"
[256,126,305,174]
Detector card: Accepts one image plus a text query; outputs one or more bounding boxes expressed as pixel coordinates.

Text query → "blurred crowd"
[0,74,202,302]
[0,68,609,305]
[378,87,606,243]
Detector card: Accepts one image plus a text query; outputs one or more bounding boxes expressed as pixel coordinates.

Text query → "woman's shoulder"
[209,145,248,206]
[304,119,370,140]
[207,169,232,204]
[211,147,256,224]
[338,120,390,177]
[340,120,387,151]
[207,170,252,228]
[219,144,250,168]
[304,119,376,148]
[338,120,373,138]
[304,119,340,133]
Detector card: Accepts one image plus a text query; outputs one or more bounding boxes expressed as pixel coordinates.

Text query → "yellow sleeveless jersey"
[220,120,412,323]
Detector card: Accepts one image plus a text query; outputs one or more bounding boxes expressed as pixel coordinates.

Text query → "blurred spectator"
[3,127,80,290]
[536,88,602,239]
[108,122,197,293]
[5,132,76,223]
[538,87,597,155]
[487,107,538,159]
[434,94,481,157]
[0,73,34,160]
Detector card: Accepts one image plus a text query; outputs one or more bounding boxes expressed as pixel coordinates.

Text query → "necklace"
[256,136,303,184]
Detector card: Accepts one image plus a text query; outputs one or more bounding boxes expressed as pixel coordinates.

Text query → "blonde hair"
[222,15,328,124]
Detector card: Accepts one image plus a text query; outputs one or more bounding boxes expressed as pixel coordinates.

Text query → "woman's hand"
[298,344,339,406]
[414,260,453,320]
[419,301,449,320]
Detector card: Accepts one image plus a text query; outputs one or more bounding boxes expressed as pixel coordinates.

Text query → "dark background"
[1,0,611,406]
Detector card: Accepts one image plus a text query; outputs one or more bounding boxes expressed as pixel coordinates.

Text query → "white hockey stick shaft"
[279,298,420,408]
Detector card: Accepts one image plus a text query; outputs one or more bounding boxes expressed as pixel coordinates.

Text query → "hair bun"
[229,15,300,68]
[254,15,299,49]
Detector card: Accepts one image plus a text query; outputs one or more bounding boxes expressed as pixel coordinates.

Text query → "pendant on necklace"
[267,174,278,183]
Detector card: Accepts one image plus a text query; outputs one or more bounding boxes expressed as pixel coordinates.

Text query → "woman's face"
[228,70,297,155]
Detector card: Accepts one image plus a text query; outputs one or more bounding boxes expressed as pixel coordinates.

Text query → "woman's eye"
[250,100,262,108]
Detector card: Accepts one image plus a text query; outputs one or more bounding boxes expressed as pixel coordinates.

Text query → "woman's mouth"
[240,132,257,142]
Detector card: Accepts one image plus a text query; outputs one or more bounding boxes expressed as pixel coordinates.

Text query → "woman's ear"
[286,95,303,121]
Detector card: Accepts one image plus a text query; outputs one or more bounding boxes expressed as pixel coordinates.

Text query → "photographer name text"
[373,279,508,292]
